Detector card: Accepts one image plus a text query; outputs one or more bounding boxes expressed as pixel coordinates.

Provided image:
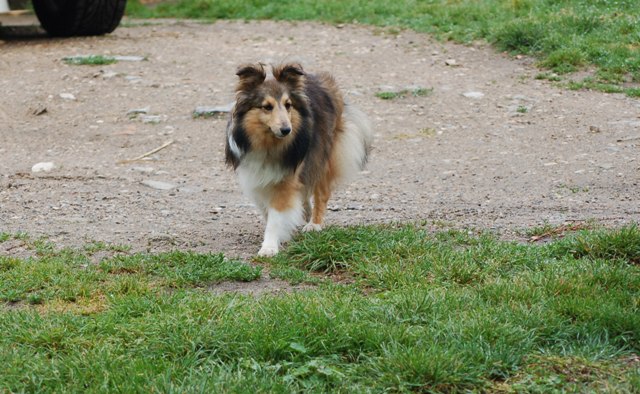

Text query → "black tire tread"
[33,0,127,37]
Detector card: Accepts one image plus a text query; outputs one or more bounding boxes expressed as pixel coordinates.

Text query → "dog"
[225,62,373,256]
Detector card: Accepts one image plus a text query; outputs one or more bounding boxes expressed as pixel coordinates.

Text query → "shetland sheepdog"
[225,62,373,256]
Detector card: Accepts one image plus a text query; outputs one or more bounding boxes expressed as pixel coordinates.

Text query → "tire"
[33,0,127,37]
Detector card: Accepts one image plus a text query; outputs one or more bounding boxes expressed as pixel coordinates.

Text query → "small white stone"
[193,103,234,117]
[131,166,154,173]
[113,55,146,62]
[125,75,143,83]
[31,162,56,173]
[102,71,118,79]
[140,115,162,124]
[463,91,484,99]
[59,93,76,100]
[141,180,176,190]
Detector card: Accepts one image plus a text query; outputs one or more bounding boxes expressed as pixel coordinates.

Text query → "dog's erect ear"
[273,63,305,89]
[235,63,266,92]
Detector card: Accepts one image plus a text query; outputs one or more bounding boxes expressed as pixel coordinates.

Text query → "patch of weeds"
[375,87,433,100]
[267,265,316,285]
[375,91,403,100]
[625,87,640,98]
[0,238,262,307]
[557,183,589,194]
[83,241,131,255]
[372,26,402,37]
[412,87,433,97]
[101,251,262,287]
[536,72,562,82]
[540,48,586,74]
[516,105,528,113]
[63,55,117,66]
[492,19,546,54]
[556,224,640,264]
[31,237,58,256]
[596,69,626,84]
[119,20,161,28]
[13,232,29,241]
[276,228,361,273]
[0,257,21,272]
[568,79,625,94]
[525,221,557,238]
[418,127,437,137]
[500,355,640,393]
[526,221,594,243]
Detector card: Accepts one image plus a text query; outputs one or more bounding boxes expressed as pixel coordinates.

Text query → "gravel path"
[1,18,639,259]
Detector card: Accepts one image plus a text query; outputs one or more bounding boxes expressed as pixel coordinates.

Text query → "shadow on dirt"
[0,24,46,40]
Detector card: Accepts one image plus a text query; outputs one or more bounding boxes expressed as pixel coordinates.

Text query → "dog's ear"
[274,63,305,89]
[235,63,266,93]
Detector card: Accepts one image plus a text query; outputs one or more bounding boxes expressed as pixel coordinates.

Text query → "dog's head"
[234,63,306,140]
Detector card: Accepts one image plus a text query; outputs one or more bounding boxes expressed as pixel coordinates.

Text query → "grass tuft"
[375,87,433,100]
[558,225,640,264]
[62,55,118,66]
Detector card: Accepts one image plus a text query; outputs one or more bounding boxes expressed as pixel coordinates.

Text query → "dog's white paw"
[302,223,322,232]
[258,245,278,257]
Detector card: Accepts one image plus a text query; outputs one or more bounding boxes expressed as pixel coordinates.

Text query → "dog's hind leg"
[303,191,312,223]
[303,175,331,232]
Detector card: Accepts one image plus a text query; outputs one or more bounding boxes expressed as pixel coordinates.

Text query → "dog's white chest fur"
[236,151,289,214]
[237,151,288,189]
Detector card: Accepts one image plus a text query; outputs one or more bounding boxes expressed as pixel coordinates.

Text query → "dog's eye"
[262,104,274,111]
[284,102,292,110]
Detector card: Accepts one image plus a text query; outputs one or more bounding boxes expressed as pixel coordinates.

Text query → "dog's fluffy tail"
[333,103,373,184]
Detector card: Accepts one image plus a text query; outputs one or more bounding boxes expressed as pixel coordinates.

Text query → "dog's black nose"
[280,127,292,136]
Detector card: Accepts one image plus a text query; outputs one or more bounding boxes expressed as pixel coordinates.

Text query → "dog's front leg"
[258,198,304,257]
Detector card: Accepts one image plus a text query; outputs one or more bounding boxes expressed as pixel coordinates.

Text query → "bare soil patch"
[1,18,639,259]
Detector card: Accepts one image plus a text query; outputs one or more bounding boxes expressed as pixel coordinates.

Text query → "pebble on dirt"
[141,180,177,190]
[31,162,56,173]
[140,115,163,124]
[112,55,146,62]
[59,93,76,100]
[32,105,47,116]
[127,107,150,116]
[131,166,155,173]
[193,104,234,118]
[463,91,485,99]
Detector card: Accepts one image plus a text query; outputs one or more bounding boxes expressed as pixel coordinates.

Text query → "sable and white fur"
[225,62,373,256]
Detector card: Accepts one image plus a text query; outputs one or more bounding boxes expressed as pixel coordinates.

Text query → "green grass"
[0,235,261,307]
[1,225,639,392]
[375,87,433,100]
[62,55,118,66]
[126,0,640,97]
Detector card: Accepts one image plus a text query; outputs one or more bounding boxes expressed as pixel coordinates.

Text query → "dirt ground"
[1,17,639,259]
